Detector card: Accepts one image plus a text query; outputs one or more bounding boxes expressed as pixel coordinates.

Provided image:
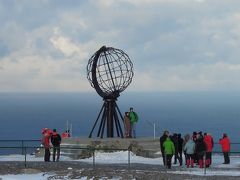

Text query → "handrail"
[0,145,132,168]
[0,145,239,176]
[0,140,41,141]
[0,146,129,151]
[0,146,240,153]
[1,140,240,144]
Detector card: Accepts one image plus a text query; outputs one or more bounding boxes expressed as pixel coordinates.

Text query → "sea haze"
[0,92,240,143]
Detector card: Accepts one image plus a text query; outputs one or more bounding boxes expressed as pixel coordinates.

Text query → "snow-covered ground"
[0,173,50,180]
[0,151,240,178]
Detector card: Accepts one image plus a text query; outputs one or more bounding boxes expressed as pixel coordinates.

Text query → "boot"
[191,159,194,168]
[186,159,190,168]
[199,159,203,168]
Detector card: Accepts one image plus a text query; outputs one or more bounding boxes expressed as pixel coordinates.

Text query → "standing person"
[204,133,214,167]
[171,133,179,165]
[184,134,195,168]
[160,130,169,166]
[51,129,62,162]
[124,112,131,138]
[42,128,52,162]
[183,134,190,165]
[192,131,198,163]
[129,107,138,138]
[195,134,206,168]
[219,133,230,164]
[163,137,175,169]
[177,133,183,166]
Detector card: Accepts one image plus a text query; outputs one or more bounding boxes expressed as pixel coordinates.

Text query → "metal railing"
[0,140,240,176]
[0,145,132,169]
[0,139,41,155]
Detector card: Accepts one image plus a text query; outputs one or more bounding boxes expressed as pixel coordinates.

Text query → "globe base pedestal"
[89,98,124,138]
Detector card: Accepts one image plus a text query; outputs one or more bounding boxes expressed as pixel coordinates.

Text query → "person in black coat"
[177,133,183,166]
[160,130,169,166]
[171,133,180,165]
[51,129,62,162]
[192,131,198,163]
[195,134,206,168]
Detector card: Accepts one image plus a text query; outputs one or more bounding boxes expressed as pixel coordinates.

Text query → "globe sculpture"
[87,46,134,138]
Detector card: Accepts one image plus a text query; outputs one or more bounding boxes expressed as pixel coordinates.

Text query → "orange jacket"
[219,137,230,152]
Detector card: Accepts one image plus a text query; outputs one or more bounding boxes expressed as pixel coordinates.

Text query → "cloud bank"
[0,0,240,92]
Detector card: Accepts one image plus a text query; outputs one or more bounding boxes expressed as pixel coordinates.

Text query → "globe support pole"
[88,98,124,138]
[106,99,114,137]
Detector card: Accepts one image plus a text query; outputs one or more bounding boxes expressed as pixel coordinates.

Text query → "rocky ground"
[0,161,239,180]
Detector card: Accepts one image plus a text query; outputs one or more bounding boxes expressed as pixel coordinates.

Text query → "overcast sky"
[1,0,240,92]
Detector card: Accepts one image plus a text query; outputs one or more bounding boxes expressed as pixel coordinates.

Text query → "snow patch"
[0,173,49,180]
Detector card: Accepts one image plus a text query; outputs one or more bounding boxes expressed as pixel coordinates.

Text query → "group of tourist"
[40,108,231,169]
[41,128,70,162]
[160,130,231,169]
[123,107,139,138]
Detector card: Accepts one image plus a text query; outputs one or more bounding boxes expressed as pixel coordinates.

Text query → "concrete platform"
[60,137,161,159]
[36,137,161,159]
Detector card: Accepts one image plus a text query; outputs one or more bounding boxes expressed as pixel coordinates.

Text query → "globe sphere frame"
[87,46,134,138]
[87,46,133,99]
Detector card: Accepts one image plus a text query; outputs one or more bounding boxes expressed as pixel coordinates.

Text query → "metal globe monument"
[87,46,133,138]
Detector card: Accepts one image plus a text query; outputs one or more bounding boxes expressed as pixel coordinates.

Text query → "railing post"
[24,147,27,168]
[164,154,167,172]
[21,140,24,155]
[93,149,95,168]
[153,123,156,140]
[128,148,130,168]
[204,151,206,175]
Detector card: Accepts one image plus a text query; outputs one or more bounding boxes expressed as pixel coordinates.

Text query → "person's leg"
[44,148,47,162]
[166,154,172,169]
[127,125,131,138]
[198,154,204,168]
[190,154,194,168]
[53,147,56,162]
[161,151,166,166]
[132,123,136,138]
[174,153,177,164]
[130,123,133,138]
[194,153,198,164]
[205,152,210,167]
[174,151,180,164]
[56,146,60,161]
[186,154,190,168]
[184,152,187,165]
[209,152,212,165]
[224,152,230,164]
[223,152,228,163]
[45,148,50,162]
[179,151,183,166]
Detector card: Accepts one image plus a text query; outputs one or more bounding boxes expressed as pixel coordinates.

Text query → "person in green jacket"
[163,137,175,169]
[129,107,138,138]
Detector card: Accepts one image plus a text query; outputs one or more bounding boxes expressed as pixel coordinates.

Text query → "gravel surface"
[0,161,239,180]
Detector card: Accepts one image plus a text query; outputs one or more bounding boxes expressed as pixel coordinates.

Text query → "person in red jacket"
[219,133,230,164]
[41,128,52,162]
[204,133,214,167]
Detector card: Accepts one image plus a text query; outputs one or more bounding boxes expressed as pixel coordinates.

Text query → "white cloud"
[132,62,240,91]
[1,0,240,92]
[50,27,87,58]
[0,53,89,92]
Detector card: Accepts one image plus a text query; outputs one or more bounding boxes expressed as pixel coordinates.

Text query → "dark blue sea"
[0,92,240,153]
